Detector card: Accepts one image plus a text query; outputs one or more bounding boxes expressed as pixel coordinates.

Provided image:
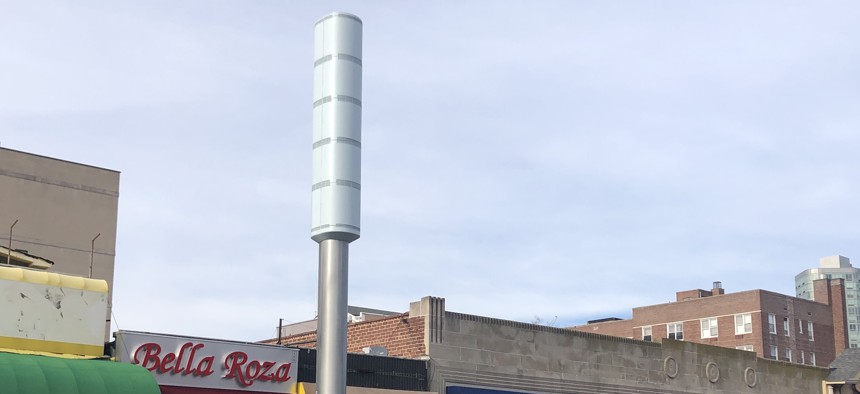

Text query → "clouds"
[1,1,859,340]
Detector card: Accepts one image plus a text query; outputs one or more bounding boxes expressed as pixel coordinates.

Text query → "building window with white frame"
[735,345,754,352]
[770,345,778,359]
[785,348,792,362]
[735,313,752,335]
[809,321,814,341]
[667,322,683,340]
[701,317,718,338]
[811,352,816,366]
[798,319,803,334]
[783,317,790,336]
[800,350,805,364]
[642,326,652,342]
[768,313,777,334]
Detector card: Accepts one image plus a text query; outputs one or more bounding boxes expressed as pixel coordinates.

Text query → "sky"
[1,1,859,342]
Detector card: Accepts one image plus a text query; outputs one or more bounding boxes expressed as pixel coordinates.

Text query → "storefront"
[116,331,299,394]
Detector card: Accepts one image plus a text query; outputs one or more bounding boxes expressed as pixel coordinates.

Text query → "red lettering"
[159,353,176,373]
[274,363,292,382]
[185,343,204,375]
[224,351,253,386]
[133,342,291,387]
[197,356,215,377]
[132,343,162,371]
[245,360,261,381]
[258,361,276,381]
[173,342,193,374]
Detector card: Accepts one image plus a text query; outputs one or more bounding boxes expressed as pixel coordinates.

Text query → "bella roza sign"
[116,331,298,393]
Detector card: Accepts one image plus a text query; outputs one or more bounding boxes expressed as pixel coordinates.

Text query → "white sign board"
[0,269,108,356]
[116,331,299,393]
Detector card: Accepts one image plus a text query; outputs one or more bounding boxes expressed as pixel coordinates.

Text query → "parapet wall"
[428,310,828,394]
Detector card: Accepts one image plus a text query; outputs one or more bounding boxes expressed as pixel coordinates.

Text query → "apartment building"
[572,281,849,366]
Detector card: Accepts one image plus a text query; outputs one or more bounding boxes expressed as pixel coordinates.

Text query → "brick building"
[262,296,830,394]
[571,280,849,367]
[267,312,427,359]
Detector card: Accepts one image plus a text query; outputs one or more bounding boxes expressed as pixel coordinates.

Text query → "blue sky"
[1,1,859,341]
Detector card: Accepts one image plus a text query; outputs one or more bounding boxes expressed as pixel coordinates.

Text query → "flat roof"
[0,147,120,174]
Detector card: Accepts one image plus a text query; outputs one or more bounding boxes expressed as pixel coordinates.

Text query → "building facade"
[797,255,860,349]
[572,281,849,367]
[0,147,120,339]
[262,296,831,394]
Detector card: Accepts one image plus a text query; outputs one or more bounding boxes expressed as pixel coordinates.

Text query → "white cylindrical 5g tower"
[312,12,361,394]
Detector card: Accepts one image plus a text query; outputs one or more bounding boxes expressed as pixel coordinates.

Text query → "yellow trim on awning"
[0,336,104,357]
[299,382,428,394]
[0,265,107,292]
[0,348,102,359]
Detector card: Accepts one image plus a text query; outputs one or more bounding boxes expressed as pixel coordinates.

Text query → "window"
[736,345,754,352]
[811,352,816,366]
[768,313,777,334]
[667,323,684,340]
[785,348,792,362]
[735,313,753,335]
[783,317,790,336]
[701,318,718,338]
[798,319,803,334]
[642,326,652,342]
[851,324,858,332]
[770,345,778,359]
[800,351,805,364]
[809,321,814,341]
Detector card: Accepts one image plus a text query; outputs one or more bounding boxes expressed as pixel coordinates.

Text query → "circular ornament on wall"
[706,362,720,383]
[744,367,757,387]
[664,357,679,378]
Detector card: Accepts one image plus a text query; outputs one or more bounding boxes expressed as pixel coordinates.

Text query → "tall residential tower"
[796,255,859,348]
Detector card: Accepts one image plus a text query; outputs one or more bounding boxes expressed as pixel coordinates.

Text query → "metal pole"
[90,233,100,278]
[317,239,348,394]
[7,219,18,265]
[277,318,283,345]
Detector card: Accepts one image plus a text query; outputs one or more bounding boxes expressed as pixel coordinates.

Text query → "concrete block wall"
[425,299,829,394]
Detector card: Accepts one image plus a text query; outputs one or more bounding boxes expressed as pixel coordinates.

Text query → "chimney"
[712,281,724,295]
[813,278,849,354]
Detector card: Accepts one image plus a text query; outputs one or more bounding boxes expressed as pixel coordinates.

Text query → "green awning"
[0,352,160,394]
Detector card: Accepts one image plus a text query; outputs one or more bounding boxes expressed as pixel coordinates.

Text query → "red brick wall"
[676,289,711,301]
[814,278,849,355]
[571,319,635,339]
[572,288,841,365]
[260,313,426,359]
[759,290,836,366]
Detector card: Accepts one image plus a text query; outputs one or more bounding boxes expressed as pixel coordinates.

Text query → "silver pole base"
[316,239,348,394]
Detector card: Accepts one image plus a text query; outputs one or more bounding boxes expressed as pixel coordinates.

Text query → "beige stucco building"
[0,147,119,339]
